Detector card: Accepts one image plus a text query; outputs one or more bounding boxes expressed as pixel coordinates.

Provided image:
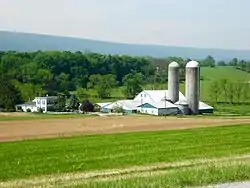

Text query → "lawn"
[0,124,250,183]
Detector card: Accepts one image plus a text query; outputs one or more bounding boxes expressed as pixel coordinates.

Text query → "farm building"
[96,90,214,116]
[137,101,179,116]
[96,102,111,113]
[94,61,214,116]
[103,100,142,114]
[15,96,57,113]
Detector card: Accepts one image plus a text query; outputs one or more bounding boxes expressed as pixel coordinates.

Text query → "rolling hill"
[1,31,250,60]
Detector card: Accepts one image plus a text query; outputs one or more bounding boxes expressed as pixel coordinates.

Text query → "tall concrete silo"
[168,61,179,103]
[185,61,200,115]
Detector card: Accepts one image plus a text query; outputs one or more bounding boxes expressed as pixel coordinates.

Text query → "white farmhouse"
[16,96,57,113]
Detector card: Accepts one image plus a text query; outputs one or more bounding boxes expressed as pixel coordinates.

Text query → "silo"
[185,61,200,115]
[168,61,179,103]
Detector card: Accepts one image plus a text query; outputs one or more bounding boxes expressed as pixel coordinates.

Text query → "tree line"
[0,50,249,111]
[209,79,250,104]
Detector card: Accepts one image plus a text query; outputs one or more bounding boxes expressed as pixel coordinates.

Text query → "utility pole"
[164,91,167,118]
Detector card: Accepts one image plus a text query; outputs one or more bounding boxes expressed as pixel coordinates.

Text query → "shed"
[96,102,112,113]
[137,101,179,116]
[104,100,142,114]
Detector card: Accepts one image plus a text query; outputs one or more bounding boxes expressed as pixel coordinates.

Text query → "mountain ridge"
[1,31,250,60]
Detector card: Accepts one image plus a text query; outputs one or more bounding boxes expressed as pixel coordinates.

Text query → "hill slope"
[1,31,250,60]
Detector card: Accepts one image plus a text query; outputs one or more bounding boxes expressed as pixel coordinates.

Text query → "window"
[37,100,40,104]
[144,94,146,98]
[42,100,45,105]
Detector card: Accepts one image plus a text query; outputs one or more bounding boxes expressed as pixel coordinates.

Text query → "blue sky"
[0,0,250,49]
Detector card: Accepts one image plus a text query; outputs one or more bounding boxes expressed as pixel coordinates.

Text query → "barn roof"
[134,90,186,102]
[138,101,178,109]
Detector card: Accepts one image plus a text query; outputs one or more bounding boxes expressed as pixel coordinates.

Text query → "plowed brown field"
[0,116,250,142]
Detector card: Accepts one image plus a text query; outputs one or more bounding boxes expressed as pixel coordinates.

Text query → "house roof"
[139,101,178,109]
[135,90,186,102]
[32,96,57,102]
[16,102,36,107]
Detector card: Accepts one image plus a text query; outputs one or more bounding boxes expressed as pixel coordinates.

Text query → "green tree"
[76,87,89,102]
[88,74,117,98]
[217,61,226,66]
[242,84,250,104]
[228,58,238,66]
[234,82,244,104]
[220,79,229,103]
[0,78,22,111]
[54,94,66,112]
[238,60,247,71]
[67,94,80,111]
[226,82,235,104]
[201,55,216,67]
[209,81,220,103]
[122,72,144,99]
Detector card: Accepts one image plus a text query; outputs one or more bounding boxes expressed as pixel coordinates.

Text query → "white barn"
[95,90,214,116]
[134,90,186,104]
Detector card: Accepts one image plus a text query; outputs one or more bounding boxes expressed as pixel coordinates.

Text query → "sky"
[0,0,250,50]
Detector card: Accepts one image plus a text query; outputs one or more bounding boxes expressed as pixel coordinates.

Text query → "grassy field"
[0,124,250,187]
[67,161,250,188]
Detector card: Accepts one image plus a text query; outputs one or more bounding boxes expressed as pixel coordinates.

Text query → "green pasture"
[0,124,250,182]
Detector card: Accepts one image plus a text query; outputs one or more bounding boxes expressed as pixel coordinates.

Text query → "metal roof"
[199,102,214,110]
[135,90,186,102]
[139,101,178,109]
[96,102,111,108]
[105,100,142,110]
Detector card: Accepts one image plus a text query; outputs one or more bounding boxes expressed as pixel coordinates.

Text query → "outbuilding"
[96,102,112,113]
[104,100,142,114]
[137,101,179,116]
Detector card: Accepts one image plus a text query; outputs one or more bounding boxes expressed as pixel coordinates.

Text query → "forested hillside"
[1,31,250,60]
[1,50,250,112]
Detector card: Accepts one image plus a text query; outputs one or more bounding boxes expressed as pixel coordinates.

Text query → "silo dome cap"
[186,60,199,68]
[169,61,179,68]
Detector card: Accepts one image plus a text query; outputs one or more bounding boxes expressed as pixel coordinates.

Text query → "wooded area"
[0,50,250,111]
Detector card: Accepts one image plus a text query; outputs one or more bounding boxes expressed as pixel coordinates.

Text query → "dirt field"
[0,116,250,142]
